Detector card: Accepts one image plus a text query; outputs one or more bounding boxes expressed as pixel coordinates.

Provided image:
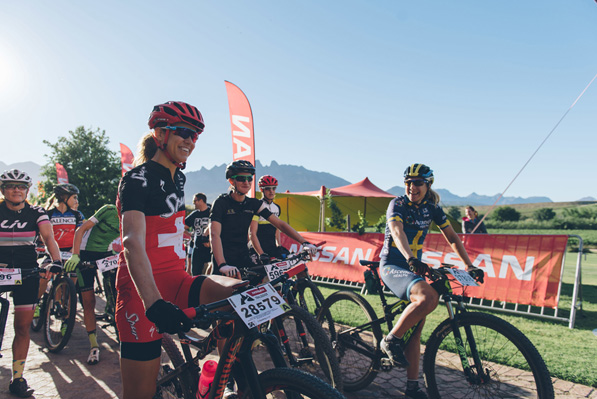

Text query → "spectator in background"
[462,206,488,234]
[185,193,212,275]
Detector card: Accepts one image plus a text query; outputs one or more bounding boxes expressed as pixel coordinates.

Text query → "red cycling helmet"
[258,175,278,188]
[149,101,204,169]
[148,101,205,132]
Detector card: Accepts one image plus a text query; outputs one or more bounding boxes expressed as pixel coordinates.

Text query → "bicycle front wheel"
[31,293,47,332]
[44,276,77,353]
[296,279,326,317]
[423,312,554,399]
[155,333,196,399]
[274,304,343,392]
[241,367,345,399]
[316,290,382,392]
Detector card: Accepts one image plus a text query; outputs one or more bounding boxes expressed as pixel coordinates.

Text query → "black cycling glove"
[145,299,192,334]
[408,257,429,276]
[259,253,271,265]
[49,260,63,273]
[468,267,485,284]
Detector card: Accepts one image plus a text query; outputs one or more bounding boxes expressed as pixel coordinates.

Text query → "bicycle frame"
[368,261,488,384]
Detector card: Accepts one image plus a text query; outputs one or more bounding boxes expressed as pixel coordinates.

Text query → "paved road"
[1,296,596,398]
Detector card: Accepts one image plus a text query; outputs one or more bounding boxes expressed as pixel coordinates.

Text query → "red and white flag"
[225,81,256,196]
[120,143,134,176]
[55,163,69,184]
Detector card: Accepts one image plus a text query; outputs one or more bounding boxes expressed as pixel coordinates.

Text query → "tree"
[493,206,521,222]
[325,192,345,231]
[446,206,462,220]
[38,126,121,217]
[533,208,556,221]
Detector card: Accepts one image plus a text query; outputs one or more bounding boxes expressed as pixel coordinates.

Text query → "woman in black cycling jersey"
[0,169,62,398]
[378,163,483,399]
[210,162,316,398]
[116,101,242,399]
[210,161,316,279]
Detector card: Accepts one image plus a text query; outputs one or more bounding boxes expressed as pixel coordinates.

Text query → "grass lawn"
[316,252,597,387]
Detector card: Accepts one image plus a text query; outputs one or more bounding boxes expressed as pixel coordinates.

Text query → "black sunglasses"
[232,175,253,183]
[163,126,200,143]
[405,179,427,187]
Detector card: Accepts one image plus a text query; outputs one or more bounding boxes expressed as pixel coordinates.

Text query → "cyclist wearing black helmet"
[210,161,316,398]
[45,183,85,251]
[211,161,316,279]
[0,169,62,397]
[378,163,482,399]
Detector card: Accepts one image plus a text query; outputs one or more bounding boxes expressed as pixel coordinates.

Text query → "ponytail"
[134,132,159,166]
[44,193,58,210]
[427,187,441,204]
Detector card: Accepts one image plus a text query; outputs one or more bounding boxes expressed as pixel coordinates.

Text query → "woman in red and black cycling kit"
[0,169,62,397]
[116,101,240,399]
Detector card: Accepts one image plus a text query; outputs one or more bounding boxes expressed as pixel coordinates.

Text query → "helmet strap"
[152,129,186,169]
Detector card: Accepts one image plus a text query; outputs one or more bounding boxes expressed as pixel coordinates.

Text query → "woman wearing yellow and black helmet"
[378,163,484,399]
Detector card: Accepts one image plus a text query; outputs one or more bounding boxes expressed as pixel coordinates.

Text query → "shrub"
[533,208,556,221]
[494,206,521,222]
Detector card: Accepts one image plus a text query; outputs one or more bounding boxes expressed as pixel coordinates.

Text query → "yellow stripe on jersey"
[409,230,424,253]
[388,215,402,223]
[438,221,450,229]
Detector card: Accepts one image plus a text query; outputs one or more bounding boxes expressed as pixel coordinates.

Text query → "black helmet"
[53,183,80,201]
[404,163,434,185]
[225,160,255,179]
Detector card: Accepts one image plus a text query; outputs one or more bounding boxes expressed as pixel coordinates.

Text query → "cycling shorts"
[78,251,112,293]
[379,262,424,302]
[0,263,40,310]
[116,268,206,360]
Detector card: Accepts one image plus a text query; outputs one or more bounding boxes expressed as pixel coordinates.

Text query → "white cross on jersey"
[157,216,186,259]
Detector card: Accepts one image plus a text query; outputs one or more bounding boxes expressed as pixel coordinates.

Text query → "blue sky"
[1,1,596,202]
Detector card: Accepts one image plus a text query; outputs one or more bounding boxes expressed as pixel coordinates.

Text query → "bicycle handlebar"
[183,263,306,321]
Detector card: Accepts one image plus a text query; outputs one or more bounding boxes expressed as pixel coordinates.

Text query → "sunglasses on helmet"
[232,175,253,183]
[404,179,427,187]
[163,126,200,143]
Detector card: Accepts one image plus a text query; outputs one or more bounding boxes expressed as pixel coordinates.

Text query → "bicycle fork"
[444,301,488,385]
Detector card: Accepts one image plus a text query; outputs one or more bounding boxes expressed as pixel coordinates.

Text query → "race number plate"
[447,268,479,286]
[0,268,22,286]
[264,260,305,281]
[96,255,119,273]
[228,283,291,328]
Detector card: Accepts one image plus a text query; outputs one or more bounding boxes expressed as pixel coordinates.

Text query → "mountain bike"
[155,263,345,399]
[317,260,554,398]
[32,253,78,353]
[242,249,342,391]
[1,266,49,357]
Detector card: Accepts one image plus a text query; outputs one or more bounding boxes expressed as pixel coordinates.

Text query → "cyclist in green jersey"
[65,204,120,365]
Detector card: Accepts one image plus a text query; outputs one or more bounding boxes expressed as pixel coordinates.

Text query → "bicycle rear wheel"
[44,276,77,353]
[156,333,197,399]
[241,367,345,399]
[316,290,382,392]
[273,304,343,392]
[423,312,554,399]
[296,278,326,317]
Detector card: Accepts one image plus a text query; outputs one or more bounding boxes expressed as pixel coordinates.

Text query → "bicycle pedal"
[380,357,393,371]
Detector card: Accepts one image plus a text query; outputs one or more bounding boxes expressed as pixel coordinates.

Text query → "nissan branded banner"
[281,232,568,308]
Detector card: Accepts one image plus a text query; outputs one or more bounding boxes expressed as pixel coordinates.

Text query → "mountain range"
[3,160,594,205]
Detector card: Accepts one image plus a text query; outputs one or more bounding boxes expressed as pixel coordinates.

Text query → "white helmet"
[0,169,32,188]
